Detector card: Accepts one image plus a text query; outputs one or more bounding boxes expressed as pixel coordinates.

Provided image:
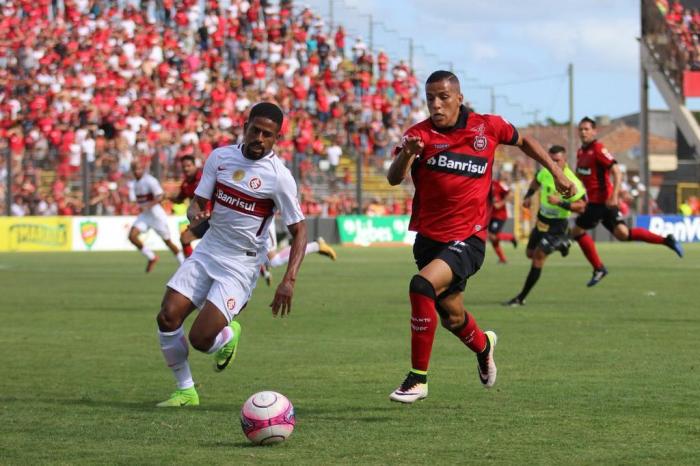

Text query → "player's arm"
[515,135,575,198]
[522,178,540,209]
[270,220,307,318]
[608,163,622,208]
[144,193,163,210]
[387,135,424,185]
[187,195,211,227]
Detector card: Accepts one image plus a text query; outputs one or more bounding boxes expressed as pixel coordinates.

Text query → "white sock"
[140,247,156,260]
[176,251,185,264]
[158,327,194,389]
[270,247,291,267]
[206,326,233,354]
[306,242,319,254]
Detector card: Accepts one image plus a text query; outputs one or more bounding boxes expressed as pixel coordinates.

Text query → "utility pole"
[409,38,413,71]
[640,55,650,214]
[329,0,333,35]
[5,147,10,215]
[368,14,373,53]
[490,87,496,114]
[567,63,576,167]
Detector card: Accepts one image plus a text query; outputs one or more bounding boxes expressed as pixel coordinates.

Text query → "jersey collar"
[431,105,469,133]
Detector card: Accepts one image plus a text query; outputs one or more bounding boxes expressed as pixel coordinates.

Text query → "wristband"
[559,201,571,211]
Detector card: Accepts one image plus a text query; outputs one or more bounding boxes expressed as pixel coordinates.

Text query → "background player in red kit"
[571,117,683,287]
[172,155,208,258]
[488,172,517,263]
[386,70,575,403]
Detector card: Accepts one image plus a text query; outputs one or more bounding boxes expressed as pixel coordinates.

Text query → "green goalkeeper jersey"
[536,165,586,220]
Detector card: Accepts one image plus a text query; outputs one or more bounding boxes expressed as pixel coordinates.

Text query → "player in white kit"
[154,103,308,407]
[128,161,184,272]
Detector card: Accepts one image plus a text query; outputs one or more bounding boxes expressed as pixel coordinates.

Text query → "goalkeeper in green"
[505,145,587,306]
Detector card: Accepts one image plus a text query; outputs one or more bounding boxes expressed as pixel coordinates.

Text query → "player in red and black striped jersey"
[174,155,209,258]
[571,117,683,287]
[488,173,517,263]
[386,70,576,403]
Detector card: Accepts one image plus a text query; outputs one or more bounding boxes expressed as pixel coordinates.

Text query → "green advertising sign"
[336,215,415,246]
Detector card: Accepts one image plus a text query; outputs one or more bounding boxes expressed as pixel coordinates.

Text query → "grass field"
[1,243,699,464]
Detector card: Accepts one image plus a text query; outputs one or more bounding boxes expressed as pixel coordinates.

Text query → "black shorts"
[526,216,569,255]
[575,203,624,232]
[188,219,210,239]
[413,234,485,295]
[488,218,506,234]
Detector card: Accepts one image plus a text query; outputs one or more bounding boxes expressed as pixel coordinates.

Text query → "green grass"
[1,243,699,465]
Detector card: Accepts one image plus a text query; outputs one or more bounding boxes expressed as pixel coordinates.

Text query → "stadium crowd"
[0,0,428,217]
[657,0,700,69]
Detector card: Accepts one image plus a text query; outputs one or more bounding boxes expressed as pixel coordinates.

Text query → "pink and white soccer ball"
[240,391,295,445]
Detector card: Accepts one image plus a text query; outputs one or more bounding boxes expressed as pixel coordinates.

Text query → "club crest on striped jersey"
[233,169,245,182]
[473,124,487,151]
[249,177,262,191]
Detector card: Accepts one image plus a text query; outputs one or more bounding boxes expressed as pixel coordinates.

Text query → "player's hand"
[190,210,210,228]
[522,197,532,209]
[402,135,424,157]
[270,279,294,317]
[554,175,575,199]
[547,194,561,205]
[606,194,619,208]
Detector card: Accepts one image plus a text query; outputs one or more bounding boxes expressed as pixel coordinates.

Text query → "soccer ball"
[240,391,295,445]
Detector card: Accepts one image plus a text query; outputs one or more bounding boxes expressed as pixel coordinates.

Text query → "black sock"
[518,266,542,301]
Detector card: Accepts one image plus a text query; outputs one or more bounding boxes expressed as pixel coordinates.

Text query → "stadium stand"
[0,0,422,217]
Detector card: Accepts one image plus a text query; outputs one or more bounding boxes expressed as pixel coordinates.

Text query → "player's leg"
[437,292,497,389]
[152,210,184,264]
[389,258,450,403]
[488,219,508,263]
[505,229,540,306]
[180,229,196,258]
[269,238,336,268]
[128,221,159,272]
[182,220,210,258]
[572,205,607,286]
[155,287,198,407]
[609,214,684,258]
[188,300,241,372]
[497,232,517,248]
[512,249,548,305]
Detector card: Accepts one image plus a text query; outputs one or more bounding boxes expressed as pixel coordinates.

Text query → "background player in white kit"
[128,161,184,272]
[154,103,308,407]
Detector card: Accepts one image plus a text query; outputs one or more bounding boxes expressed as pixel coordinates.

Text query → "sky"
[301,0,672,127]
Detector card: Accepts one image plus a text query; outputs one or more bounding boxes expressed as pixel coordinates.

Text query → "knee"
[526,249,534,259]
[409,274,436,299]
[157,303,183,332]
[188,331,212,353]
[440,311,465,331]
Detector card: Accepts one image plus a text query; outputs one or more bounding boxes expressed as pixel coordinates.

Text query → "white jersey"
[195,144,304,257]
[132,173,164,210]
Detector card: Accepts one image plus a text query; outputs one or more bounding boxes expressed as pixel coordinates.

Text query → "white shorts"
[166,248,262,322]
[133,205,170,240]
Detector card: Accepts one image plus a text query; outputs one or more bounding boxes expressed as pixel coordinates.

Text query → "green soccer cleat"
[156,387,199,407]
[214,321,242,372]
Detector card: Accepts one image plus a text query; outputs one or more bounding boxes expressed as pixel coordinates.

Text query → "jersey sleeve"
[194,150,218,199]
[535,169,545,185]
[490,115,519,146]
[273,170,305,227]
[564,168,587,202]
[149,176,164,197]
[393,125,424,157]
[594,143,616,168]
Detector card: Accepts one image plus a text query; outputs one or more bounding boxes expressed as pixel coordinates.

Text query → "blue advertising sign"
[635,215,700,243]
